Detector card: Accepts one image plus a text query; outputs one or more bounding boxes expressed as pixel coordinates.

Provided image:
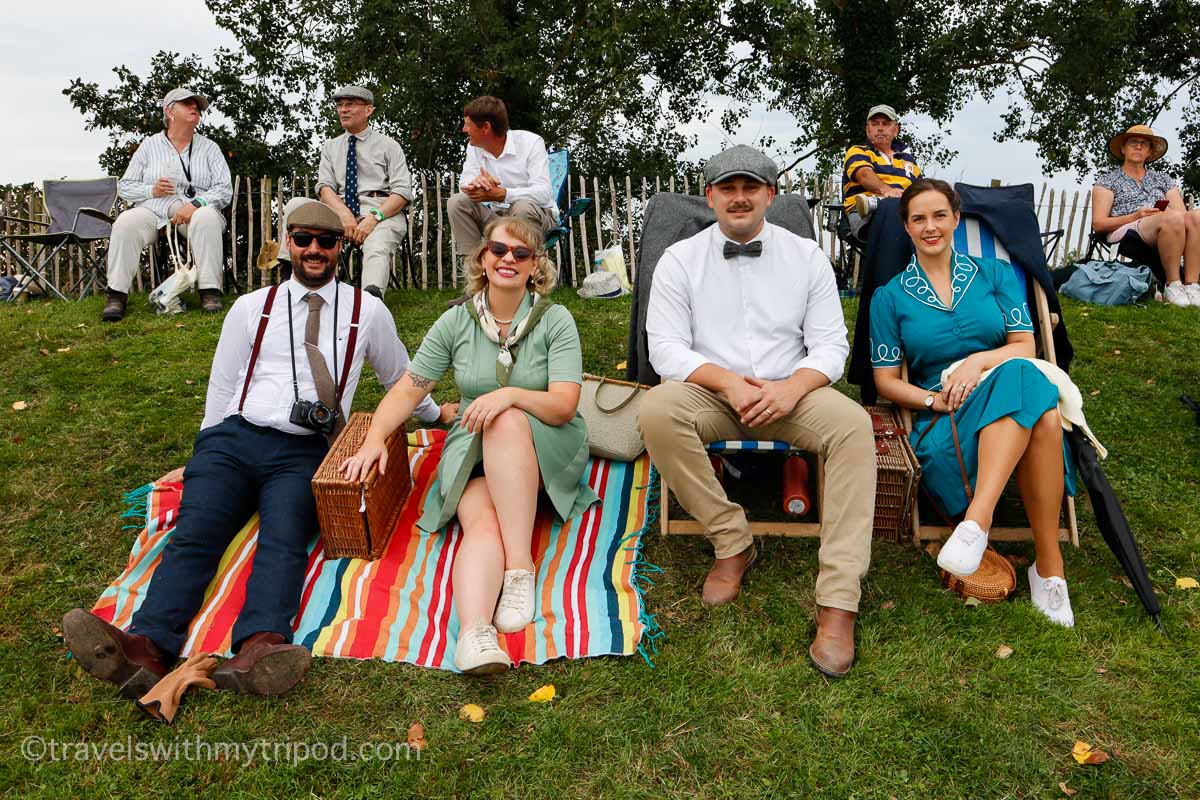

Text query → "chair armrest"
[1,215,48,227]
[78,207,115,224]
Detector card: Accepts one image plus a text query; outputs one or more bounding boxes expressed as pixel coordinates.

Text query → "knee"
[1163,209,1187,233]
[1032,408,1062,442]
[1185,209,1200,231]
[638,383,687,440]
[111,208,145,235]
[448,192,475,214]
[483,407,530,441]
[191,206,223,230]
[360,232,394,257]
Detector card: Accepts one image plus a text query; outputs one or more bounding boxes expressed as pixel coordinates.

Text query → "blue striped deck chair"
[544,149,592,253]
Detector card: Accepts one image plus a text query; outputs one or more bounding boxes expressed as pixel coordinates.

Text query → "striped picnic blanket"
[93,429,663,671]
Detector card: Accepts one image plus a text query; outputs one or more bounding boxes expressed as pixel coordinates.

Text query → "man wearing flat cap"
[102,87,233,322]
[64,201,454,702]
[841,104,922,242]
[280,85,414,300]
[639,144,876,678]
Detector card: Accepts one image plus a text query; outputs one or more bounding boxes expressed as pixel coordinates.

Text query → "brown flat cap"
[287,200,343,233]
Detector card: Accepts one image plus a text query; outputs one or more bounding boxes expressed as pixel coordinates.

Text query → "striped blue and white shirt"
[117,132,233,227]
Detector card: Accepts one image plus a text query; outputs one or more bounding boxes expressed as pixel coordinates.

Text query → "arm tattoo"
[409,373,435,390]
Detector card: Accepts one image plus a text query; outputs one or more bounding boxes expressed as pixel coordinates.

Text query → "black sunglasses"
[486,241,535,261]
[291,231,341,249]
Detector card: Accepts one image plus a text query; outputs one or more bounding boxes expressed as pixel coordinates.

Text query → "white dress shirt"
[203,277,440,434]
[117,132,233,227]
[646,221,849,385]
[459,129,558,214]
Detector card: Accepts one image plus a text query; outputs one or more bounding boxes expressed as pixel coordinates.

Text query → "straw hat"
[1108,124,1168,163]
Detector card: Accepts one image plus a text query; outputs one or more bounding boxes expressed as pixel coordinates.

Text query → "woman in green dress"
[870,179,1075,627]
[340,217,598,674]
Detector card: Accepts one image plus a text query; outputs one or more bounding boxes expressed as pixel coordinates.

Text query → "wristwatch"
[924,394,935,410]
[368,207,385,222]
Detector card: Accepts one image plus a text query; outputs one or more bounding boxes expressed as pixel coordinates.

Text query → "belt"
[360,190,391,198]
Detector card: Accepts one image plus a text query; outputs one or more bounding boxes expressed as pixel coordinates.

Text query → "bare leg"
[1015,410,1067,578]
[1143,210,1187,283]
[482,408,539,573]
[453,477,505,630]
[963,416,1032,532]
[1183,209,1200,283]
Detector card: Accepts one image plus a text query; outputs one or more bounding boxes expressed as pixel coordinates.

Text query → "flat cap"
[162,87,209,112]
[703,145,778,187]
[332,85,374,104]
[867,104,898,121]
[287,200,343,233]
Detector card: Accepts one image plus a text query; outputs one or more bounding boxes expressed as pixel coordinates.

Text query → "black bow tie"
[723,240,763,259]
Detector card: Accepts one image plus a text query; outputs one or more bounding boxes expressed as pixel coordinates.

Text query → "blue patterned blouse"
[1095,167,1176,217]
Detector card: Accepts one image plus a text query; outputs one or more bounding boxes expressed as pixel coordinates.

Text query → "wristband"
[191,198,207,208]
[368,207,385,222]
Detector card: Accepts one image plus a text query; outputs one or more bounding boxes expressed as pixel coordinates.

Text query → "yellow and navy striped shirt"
[842,142,921,210]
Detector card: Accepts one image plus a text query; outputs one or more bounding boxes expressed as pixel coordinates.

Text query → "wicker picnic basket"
[865,405,921,544]
[311,412,410,560]
[940,547,1017,602]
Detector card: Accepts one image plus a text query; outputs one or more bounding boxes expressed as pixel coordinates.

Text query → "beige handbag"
[579,373,650,461]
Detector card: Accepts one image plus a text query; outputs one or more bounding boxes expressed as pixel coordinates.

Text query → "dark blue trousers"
[130,416,328,657]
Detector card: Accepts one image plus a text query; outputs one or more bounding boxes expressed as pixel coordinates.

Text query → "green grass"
[1,289,1198,799]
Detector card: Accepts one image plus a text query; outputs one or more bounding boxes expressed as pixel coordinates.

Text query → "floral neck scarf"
[468,290,554,385]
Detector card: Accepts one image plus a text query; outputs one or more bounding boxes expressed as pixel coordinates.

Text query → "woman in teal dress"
[341,217,598,673]
[870,178,1076,627]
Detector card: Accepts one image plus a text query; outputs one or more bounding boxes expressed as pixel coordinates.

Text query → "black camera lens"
[311,405,332,424]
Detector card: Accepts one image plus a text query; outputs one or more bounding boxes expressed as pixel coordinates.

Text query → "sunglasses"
[486,241,535,261]
[291,232,341,249]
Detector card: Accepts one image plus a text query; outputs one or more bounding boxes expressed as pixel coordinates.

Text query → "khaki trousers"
[280,196,407,292]
[106,206,225,294]
[447,192,556,253]
[638,381,876,612]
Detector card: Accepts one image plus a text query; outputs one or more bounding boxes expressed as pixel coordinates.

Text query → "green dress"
[408,293,599,532]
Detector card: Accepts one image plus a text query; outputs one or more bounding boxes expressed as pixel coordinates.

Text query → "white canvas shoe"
[936,519,989,577]
[1164,281,1191,307]
[1028,564,1075,628]
[453,624,510,675]
[1183,283,1200,308]
[493,569,536,633]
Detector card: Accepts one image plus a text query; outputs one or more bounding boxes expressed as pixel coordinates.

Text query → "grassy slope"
[0,289,1197,799]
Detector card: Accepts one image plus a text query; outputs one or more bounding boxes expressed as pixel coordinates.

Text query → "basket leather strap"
[238,283,281,413]
[913,408,975,506]
[336,286,362,401]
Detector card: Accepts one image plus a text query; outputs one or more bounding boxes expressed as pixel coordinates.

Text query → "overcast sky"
[2,0,1186,200]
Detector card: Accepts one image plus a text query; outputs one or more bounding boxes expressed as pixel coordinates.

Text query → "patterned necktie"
[723,240,764,259]
[303,292,342,434]
[344,135,361,217]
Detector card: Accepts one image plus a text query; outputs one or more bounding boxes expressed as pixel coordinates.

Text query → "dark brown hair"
[463,96,509,137]
[899,177,961,220]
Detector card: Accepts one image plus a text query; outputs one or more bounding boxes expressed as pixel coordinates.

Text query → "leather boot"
[198,288,223,313]
[62,608,170,699]
[808,606,857,678]
[211,632,311,696]
[701,543,757,607]
[101,290,127,322]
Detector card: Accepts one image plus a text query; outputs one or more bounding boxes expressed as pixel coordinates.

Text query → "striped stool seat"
[706,440,796,453]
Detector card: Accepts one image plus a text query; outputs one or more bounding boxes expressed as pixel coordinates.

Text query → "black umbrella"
[1066,428,1162,627]
[1181,395,1200,426]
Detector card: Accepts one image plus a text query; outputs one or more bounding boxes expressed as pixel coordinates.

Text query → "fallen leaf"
[1175,577,1199,589]
[964,596,982,607]
[1111,747,1125,759]
[880,600,896,610]
[406,722,427,751]
[1094,667,1108,674]
[12,401,28,411]
[1090,390,1101,396]
[995,644,1014,659]
[957,677,967,686]
[75,323,85,328]
[1112,349,1121,355]
[1080,311,1090,316]
[56,347,70,353]
[924,541,942,558]
[528,684,556,703]
[185,379,196,385]
[11,435,24,444]
[38,349,50,356]
[1145,378,1156,386]
[1071,741,1109,765]
[1059,781,1078,796]
[50,625,63,639]
[458,703,485,723]
[616,361,627,371]
[175,323,185,328]
[1086,750,1109,765]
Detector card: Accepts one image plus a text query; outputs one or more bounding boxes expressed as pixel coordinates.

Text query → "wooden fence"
[2,176,1195,296]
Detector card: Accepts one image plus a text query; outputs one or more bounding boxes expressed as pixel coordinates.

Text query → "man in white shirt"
[64,201,455,701]
[639,145,876,678]
[447,96,558,254]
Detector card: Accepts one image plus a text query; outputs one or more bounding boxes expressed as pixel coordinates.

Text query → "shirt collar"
[900,249,978,310]
[346,127,371,142]
[287,276,339,307]
[714,220,770,249]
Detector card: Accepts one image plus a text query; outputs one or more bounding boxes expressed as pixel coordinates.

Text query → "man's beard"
[293,254,337,287]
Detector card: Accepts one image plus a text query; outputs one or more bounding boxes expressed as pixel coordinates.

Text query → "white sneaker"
[453,624,510,675]
[493,569,536,633]
[936,519,989,577]
[1164,281,1191,307]
[1028,564,1075,627]
[1184,283,1200,308]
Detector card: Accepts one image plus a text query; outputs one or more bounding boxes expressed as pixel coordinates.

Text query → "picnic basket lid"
[940,547,1016,603]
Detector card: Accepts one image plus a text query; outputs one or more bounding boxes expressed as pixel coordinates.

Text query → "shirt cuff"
[793,353,845,385]
[655,350,709,384]
[414,396,441,423]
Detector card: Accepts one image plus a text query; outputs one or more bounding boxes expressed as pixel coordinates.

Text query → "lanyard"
[176,137,194,184]
[285,281,341,403]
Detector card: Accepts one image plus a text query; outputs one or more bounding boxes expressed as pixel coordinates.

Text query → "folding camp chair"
[1084,229,1167,291]
[0,178,117,300]
[543,149,593,261]
[895,213,1080,547]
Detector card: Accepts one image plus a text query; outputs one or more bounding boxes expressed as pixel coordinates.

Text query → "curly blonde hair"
[463,217,558,297]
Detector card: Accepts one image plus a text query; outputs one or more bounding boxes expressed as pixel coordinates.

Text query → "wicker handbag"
[864,405,921,543]
[311,412,410,560]
[579,373,650,461]
[941,548,1017,602]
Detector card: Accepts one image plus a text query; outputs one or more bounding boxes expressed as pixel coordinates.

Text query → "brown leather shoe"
[62,608,169,699]
[199,289,223,313]
[211,632,311,696]
[101,290,127,322]
[808,606,857,678]
[701,543,758,607]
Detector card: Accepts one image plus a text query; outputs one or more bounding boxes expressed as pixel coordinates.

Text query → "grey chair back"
[43,178,118,239]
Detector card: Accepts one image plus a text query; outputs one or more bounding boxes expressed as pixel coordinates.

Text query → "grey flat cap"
[867,104,898,121]
[703,145,779,186]
[162,87,209,112]
[287,201,344,233]
[332,85,374,104]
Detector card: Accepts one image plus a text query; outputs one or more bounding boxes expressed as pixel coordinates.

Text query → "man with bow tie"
[639,144,876,678]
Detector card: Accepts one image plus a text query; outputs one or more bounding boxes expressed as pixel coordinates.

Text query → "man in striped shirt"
[841,104,922,243]
[103,88,233,322]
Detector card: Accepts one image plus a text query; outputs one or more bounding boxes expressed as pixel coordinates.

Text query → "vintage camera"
[289,399,338,434]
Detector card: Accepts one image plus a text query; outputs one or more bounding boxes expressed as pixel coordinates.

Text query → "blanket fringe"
[119,482,156,530]
[622,464,666,667]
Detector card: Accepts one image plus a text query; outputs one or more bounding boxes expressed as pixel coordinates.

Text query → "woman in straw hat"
[1091,124,1200,307]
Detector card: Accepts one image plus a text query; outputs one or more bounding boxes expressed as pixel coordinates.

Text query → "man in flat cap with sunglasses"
[639,144,876,678]
[65,201,455,703]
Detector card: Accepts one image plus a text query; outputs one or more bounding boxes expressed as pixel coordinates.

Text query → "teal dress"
[408,293,599,532]
[869,250,1076,516]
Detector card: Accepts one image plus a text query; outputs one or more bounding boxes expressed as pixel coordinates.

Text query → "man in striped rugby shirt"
[841,104,922,244]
